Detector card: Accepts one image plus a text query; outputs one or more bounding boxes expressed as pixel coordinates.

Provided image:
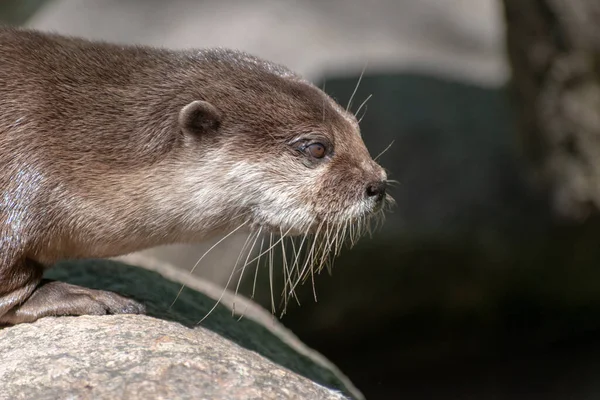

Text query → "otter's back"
[0,27,186,169]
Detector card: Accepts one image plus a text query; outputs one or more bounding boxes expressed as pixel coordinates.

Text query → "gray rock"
[0,316,347,400]
[0,256,361,400]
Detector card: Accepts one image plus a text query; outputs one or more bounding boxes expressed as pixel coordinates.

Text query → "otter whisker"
[357,105,369,125]
[238,231,275,320]
[232,228,262,316]
[366,215,375,239]
[292,236,307,302]
[289,220,325,296]
[331,222,339,256]
[220,231,255,318]
[170,219,248,310]
[345,218,353,245]
[299,232,318,283]
[253,235,266,296]
[361,215,368,239]
[363,214,371,237]
[352,216,360,245]
[315,223,332,274]
[310,257,318,302]
[356,215,366,244]
[278,236,302,317]
[333,221,344,257]
[285,237,303,305]
[238,226,294,272]
[280,213,375,310]
[306,222,325,274]
[279,229,298,314]
[197,226,257,325]
[317,222,337,274]
[280,235,289,314]
[348,218,357,247]
[236,233,267,322]
[374,140,395,162]
[288,235,301,282]
[311,229,328,278]
[346,63,368,112]
[342,219,351,248]
[286,232,309,300]
[231,231,256,315]
[354,93,372,120]
[339,219,350,255]
[268,233,276,314]
[329,223,345,272]
[314,230,327,274]
[323,233,336,275]
[388,194,397,206]
[373,210,384,232]
[322,79,327,123]
[301,227,321,301]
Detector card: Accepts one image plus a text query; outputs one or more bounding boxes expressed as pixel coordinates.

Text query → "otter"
[0,27,389,325]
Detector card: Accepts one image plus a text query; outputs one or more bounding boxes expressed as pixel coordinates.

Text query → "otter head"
[175,49,390,248]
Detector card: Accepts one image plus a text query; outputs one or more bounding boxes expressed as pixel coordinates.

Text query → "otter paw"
[0,280,146,325]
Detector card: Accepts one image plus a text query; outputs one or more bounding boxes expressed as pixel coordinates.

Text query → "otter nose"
[366,181,387,200]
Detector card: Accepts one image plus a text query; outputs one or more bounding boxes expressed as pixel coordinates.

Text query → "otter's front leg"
[0,256,42,323]
[0,258,145,326]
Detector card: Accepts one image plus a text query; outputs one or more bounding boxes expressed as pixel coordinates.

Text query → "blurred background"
[3,1,600,399]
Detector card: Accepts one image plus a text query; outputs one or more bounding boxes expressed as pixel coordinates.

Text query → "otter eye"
[305,143,326,159]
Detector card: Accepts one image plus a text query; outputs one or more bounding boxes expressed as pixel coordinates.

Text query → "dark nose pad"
[366,181,387,200]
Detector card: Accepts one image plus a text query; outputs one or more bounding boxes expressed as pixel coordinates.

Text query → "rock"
[0,256,361,400]
[503,0,600,219]
[0,316,348,400]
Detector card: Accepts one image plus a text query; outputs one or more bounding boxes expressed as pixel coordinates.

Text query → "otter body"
[0,27,388,325]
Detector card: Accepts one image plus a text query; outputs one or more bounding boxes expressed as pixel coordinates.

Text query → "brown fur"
[0,27,387,325]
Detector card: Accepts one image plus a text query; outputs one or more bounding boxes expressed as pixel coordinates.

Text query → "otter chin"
[0,27,391,325]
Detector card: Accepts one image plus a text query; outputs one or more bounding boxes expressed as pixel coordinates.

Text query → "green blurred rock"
[0,0,48,26]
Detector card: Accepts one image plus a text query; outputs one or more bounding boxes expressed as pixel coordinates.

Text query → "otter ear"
[179,100,222,135]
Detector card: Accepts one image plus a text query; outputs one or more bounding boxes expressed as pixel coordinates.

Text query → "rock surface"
[0,257,360,400]
[0,316,347,400]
